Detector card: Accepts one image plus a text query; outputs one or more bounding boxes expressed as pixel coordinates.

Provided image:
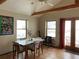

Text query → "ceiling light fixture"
[38,0,54,6]
[39,0,47,2]
[38,0,61,6]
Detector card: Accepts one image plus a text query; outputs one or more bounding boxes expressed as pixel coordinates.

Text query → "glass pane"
[47,21,56,28]
[75,20,79,47]
[17,30,26,38]
[17,20,26,29]
[64,21,71,46]
[47,30,56,37]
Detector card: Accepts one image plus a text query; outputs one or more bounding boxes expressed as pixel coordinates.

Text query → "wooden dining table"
[13,37,44,59]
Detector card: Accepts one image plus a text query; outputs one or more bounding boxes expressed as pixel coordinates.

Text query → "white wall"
[27,16,39,38]
[39,7,79,47]
[0,9,38,55]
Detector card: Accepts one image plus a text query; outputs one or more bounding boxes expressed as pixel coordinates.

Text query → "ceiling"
[0,0,63,16]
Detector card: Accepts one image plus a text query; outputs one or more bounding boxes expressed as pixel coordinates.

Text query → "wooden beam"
[0,0,6,4]
[75,0,79,4]
[32,0,79,15]
[32,4,79,15]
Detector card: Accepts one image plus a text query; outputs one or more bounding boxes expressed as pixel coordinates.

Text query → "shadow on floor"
[65,49,79,55]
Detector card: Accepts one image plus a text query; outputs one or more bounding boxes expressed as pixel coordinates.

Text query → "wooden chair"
[13,42,24,59]
[35,41,43,54]
[40,41,43,54]
[28,41,43,59]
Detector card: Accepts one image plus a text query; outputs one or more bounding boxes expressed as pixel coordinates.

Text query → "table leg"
[13,45,16,59]
[24,46,28,59]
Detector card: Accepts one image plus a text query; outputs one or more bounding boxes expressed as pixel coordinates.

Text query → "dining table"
[13,37,44,59]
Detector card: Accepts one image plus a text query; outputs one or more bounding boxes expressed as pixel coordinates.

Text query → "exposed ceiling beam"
[32,4,79,15]
[0,0,6,4]
[32,0,79,15]
[75,0,79,4]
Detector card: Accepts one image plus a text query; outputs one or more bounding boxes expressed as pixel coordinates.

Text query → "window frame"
[45,20,56,37]
[16,20,27,39]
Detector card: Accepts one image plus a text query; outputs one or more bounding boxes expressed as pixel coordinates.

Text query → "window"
[46,21,56,37]
[16,20,26,39]
[75,20,79,47]
[64,21,71,46]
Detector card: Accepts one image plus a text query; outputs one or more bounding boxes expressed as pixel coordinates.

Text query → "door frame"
[59,17,79,52]
[59,17,76,49]
[59,18,65,48]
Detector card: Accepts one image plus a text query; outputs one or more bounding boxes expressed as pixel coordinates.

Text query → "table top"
[15,37,44,46]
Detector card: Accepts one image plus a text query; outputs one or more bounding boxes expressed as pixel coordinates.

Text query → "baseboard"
[0,51,12,56]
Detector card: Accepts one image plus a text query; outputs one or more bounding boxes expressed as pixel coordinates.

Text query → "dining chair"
[13,42,24,59]
[28,41,43,59]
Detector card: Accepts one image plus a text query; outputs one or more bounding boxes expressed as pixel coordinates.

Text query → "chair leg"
[41,42,43,54]
[17,53,19,59]
[41,47,43,54]
[38,49,40,56]
[36,49,38,55]
[30,50,35,59]
[22,52,24,59]
[34,51,35,59]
